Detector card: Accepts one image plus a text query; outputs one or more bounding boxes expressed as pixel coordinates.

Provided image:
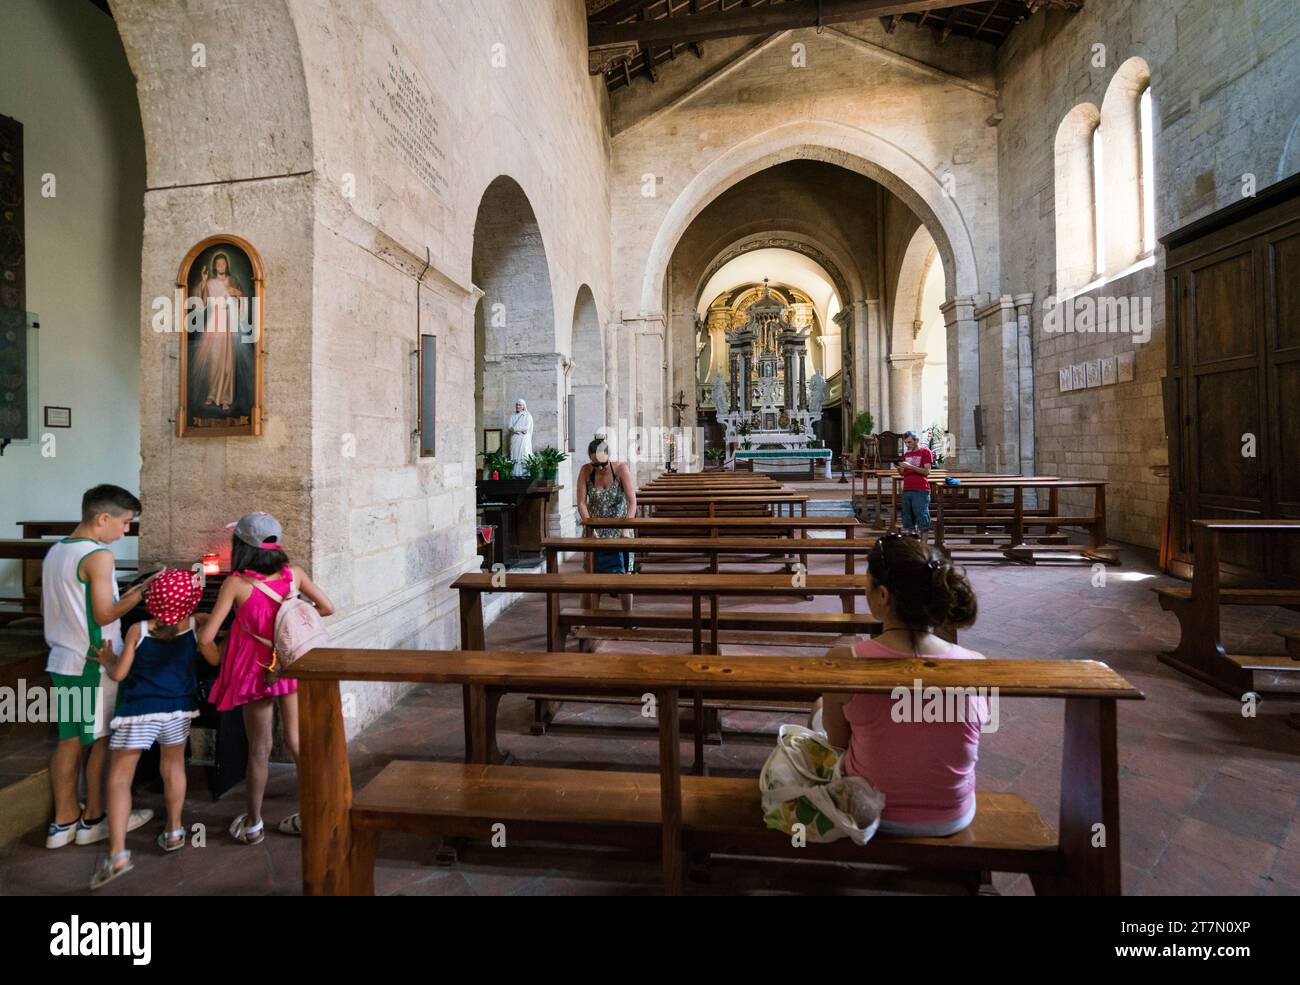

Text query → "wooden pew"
[543,534,878,577]
[931,479,1118,564]
[453,569,877,764]
[583,516,864,537]
[636,493,809,518]
[453,571,872,652]
[287,647,1141,896]
[1155,519,1300,696]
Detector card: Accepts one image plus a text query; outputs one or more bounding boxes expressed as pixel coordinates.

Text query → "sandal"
[157,828,186,852]
[228,813,265,845]
[90,850,133,890]
[278,812,302,836]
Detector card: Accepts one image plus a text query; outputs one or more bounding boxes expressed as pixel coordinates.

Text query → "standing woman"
[576,439,637,610]
[507,399,533,477]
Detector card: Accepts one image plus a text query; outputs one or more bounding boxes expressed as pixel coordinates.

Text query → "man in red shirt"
[897,430,934,540]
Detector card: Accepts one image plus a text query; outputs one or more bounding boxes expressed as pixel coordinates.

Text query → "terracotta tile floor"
[2,544,1298,896]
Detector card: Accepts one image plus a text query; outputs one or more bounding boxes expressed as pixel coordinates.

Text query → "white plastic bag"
[759,724,885,845]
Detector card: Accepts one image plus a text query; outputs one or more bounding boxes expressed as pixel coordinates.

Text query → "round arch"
[472,175,558,463]
[694,230,857,313]
[640,119,982,313]
[570,284,605,472]
[890,224,939,354]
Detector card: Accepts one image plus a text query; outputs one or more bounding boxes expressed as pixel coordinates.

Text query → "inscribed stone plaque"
[1059,367,1071,392]
[1071,363,1085,390]
[1101,355,1117,386]
[1086,359,1101,388]
[364,30,450,200]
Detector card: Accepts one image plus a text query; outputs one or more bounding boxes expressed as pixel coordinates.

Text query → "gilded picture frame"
[176,235,264,437]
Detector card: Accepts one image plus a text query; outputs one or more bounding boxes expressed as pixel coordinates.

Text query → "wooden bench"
[583,516,865,538]
[932,479,1118,564]
[287,647,1141,896]
[543,535,879,577]
[1155,519,1300,695]
[532,607,885,740]
[636,493,809,518]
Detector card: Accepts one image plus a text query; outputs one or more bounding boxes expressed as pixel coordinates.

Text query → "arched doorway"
[471,175,558,474]
[569,284,604,486]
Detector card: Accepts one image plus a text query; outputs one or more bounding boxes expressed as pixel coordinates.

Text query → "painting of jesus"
[176,236,264,436]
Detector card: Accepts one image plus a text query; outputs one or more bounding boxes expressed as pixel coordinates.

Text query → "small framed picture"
[1059,367,1072,392]
[483,428,502,455]
[1117,350,1136,382]
[44,406,71,428]
[1086,360,1102,388]
[1101,356,1117,386]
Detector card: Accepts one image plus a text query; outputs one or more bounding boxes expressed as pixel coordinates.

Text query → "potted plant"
[850,411,875,447]
[736,420,753,450]
[923,423,948,466]
[521,452,546,479]
[482,449,513,480]
[705,447,725,471]
[535,445,569,482]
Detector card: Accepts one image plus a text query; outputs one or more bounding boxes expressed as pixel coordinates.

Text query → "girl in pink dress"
[819,532,985,837]
[199,513,334,844]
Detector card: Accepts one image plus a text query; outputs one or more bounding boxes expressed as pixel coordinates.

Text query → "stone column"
[620,312,666,482]
[861,299,885,431]
[976,295,1020,475]
[910,354,927,432]
[940,295,982,469]
[887,351,926,433]
[1013,293,1036,480]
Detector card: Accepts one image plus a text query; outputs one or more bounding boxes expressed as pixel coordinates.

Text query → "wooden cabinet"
[1162,173,1300,580]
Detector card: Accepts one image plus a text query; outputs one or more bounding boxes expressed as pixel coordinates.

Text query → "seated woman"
[820,532,985,837]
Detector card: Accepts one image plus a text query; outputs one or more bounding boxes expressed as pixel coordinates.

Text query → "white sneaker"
[74,809,154,845]
[45,817,80,849]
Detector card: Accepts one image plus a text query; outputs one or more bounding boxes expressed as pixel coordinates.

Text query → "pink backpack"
[245,570,329,683]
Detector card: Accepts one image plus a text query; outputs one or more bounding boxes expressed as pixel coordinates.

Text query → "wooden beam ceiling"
[590,1,1085,92]
[589,0,977,47]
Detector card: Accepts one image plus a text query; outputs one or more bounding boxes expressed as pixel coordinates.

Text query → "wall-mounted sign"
[43,406,71,428]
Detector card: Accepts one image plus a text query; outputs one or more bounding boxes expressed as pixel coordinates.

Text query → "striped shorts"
[109,714,195,751]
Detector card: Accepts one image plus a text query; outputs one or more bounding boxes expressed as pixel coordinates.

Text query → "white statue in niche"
[711,372,728,413]
[808,371,827,418]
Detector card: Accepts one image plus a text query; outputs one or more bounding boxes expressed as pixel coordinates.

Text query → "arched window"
[1098,57,1153,273]
[1139,84,1156,255]
[1054,102,1102,296]
[1092,124,1106,278]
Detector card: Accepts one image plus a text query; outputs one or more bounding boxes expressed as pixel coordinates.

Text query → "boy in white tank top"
[43,485,157,849]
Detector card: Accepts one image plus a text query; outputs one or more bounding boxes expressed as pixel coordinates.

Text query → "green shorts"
[50,663,114,746]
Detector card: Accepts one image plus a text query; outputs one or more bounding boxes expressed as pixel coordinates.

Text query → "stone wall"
[996,0,1300,547]
[610,18,1003,456]
[116,0,614,734]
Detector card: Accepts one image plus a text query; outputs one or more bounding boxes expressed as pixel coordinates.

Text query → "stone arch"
[1054,102,1102,296]
[640,119,982,313]
[694,231,857,315]
[570,284,605,483]
[108,0,318,565]
[888,225,944,434]
[890,225,940,354]
[1099,56,1153,272]
[472,175,558,469]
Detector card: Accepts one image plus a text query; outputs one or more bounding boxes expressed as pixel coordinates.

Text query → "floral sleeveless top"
[586,468,628,540]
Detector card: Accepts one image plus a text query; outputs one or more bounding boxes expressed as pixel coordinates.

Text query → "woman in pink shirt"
[821,532,985,837]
